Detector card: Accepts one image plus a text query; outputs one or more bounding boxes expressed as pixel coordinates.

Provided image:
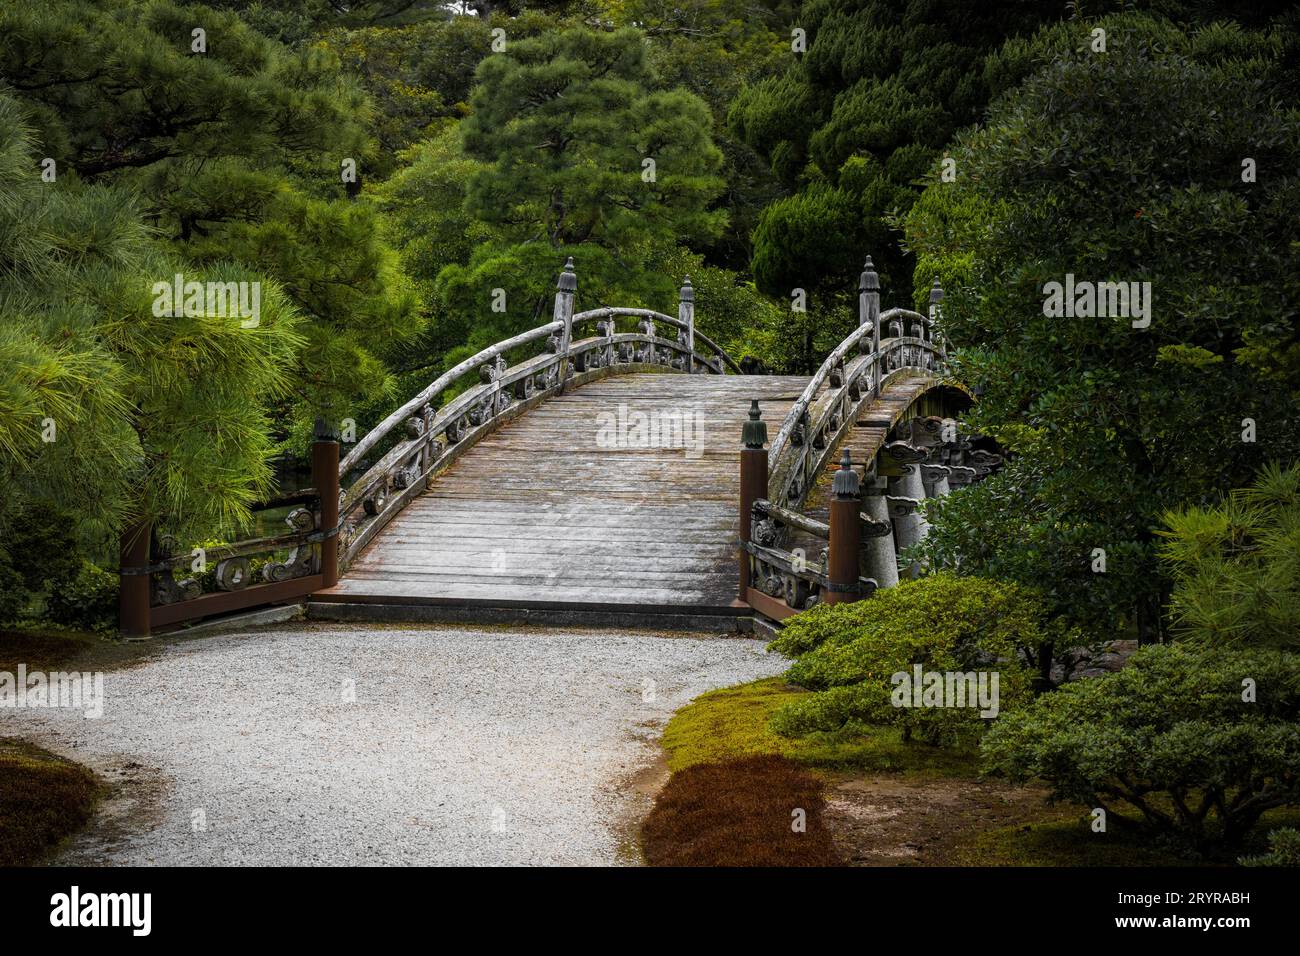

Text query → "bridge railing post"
[825,450,862,605]
[859,256,880,394]
[679,275,695,374]
[738,399,768,602]
[118,515,152,639]
[929,277,945,359]
[554,256,576,388]
[313,418,340,589]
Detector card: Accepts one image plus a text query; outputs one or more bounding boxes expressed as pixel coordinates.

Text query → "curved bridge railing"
[335,258,741,570]
[117,258,742,637]
[767,259,947,510]
[738,260,991,623]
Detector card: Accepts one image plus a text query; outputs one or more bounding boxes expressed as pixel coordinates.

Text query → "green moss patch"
[662,676,976,777]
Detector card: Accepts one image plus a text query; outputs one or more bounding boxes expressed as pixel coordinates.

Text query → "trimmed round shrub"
[768,574,1051,745]
[982,643,1300,854]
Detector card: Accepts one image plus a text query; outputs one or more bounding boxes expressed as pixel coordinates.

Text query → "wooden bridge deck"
[314,374,807,615]
[313,372,936,618]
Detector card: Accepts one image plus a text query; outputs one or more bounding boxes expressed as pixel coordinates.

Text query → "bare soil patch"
[821,772,1049,865]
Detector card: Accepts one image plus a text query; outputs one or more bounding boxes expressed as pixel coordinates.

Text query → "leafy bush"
[982,644,1300,854]
[0,503,85,623]
[905,431,1150,639]
[901,13,1300,642]
[0,548,24,623]
[5,503,81,597]
[45,562,118,633]
[1240,828,1300,867]
[768,575,1049,745]
[1159,462,1300,650]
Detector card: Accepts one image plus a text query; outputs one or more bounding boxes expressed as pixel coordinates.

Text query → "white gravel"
[10,624,782,866]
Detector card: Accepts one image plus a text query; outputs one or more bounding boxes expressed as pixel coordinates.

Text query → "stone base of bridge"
[306,599,755,634]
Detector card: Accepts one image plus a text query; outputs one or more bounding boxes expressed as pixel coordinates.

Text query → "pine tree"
[0,94,304,560]
[0,0,419,438]
[425,26,726,350]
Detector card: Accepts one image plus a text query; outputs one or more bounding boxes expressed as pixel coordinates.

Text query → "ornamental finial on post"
[313,416,338,442]
[860,255,881,362]
[557,256,577,292]
[742,399,767,449]
[859,256,879,294]
[929,276,944,317]
[679,274,694,302]
[831,448,860,498]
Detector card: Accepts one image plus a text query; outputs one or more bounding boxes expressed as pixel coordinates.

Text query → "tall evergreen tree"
[0,0,419,436]
[430,26,726,351]
[905,13,1300,641]
[0,94,303,555]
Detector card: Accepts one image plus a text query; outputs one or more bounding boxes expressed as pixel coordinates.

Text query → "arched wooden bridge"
[119,258,994,636]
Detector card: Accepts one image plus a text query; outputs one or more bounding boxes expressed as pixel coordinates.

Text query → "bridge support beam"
[826,451,863,605]
[860,477,900,590]
[738,400,768,601]
[922,463,951,499]
[889,467,927,578]
[118,517,152,639]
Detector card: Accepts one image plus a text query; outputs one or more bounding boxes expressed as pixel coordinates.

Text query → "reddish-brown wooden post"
[825,450,862,605]
[738,399,768,601]
[313,418,341,588]
[118,516,152,639]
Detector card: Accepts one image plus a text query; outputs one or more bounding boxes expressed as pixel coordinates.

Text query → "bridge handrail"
[339,318,563,478]
[767,308,925,470]
[341,284,743,480]
[768,333,945,508]
[573,307,743,373]
[743,497,878,613]
[765,258,949,509]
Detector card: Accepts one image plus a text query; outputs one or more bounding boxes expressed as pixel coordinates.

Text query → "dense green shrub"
[1158,462,1300,650]
[0,548,24,623]
[768,575,1050,746]
[982,644,1300,854]
[5,503,81,597]
[1240,828,1300,867]
[902,13,1300,643]
[45,562,119,633]
[729,0,1062,304]
[0,503,85,623]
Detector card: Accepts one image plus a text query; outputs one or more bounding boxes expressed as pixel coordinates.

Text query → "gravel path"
[11,624,781,866]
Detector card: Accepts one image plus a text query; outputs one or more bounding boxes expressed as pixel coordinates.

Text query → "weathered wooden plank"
[314,373,806,612]
[314,371,947,615]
